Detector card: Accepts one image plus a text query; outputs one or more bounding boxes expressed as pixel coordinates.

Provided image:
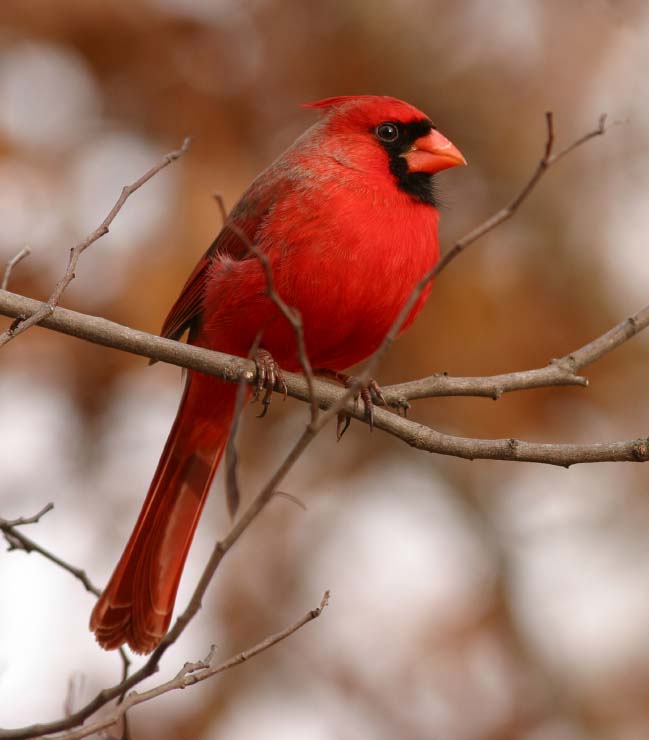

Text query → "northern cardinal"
[90,96,465,653]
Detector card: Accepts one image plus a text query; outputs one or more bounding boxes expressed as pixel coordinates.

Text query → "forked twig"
[0,138,191,348]
[52,592,330,740]
[0,505,132,700]
[433,112,606,276]
[1,504,98,596]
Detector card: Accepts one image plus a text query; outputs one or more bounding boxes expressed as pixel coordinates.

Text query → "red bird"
[90,95,465,653]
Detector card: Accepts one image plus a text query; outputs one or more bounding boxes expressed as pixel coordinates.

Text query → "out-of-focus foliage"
[2,2,649,738]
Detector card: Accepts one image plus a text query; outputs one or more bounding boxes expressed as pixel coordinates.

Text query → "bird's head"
[303,95,466,205]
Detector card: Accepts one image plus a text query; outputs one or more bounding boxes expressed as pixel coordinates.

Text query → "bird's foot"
[252,349,287,417]
[391,397,411,417]
[316,369,386,439]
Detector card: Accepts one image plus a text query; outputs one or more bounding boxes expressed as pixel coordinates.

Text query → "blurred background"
[1,1,649,738]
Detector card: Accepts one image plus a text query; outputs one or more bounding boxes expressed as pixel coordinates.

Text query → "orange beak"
[403,129,466,174]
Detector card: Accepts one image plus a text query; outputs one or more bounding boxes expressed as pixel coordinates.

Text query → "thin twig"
[209,196,317,514]
[224,331,262,517]
[0,505,132,707]
[62,676,86,723]
[1,502,53,528]
[380,362,586,407]
[213,192,306,373]
[380,317,636,406]
[273,491,308,511]
[1,506,99,597]
[433,112,606,277]
[1,247,31,291]
[212,192,228,225]
[51,593,330,740]
[223,221,320,423]
[0,138,191,348]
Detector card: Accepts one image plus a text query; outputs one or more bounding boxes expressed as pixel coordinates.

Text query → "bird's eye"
[376,122,399,143]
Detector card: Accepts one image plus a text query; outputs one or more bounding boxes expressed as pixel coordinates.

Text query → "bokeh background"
[2,1,649,738]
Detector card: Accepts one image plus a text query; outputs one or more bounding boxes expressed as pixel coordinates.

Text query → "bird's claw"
[392,396,410,417]
[336,411,352,441]
[252,349,287,417]
[351,378,386,432]
[316,371,385,440]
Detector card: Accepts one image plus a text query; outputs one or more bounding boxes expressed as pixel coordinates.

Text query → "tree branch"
[51,592,329,740]
[0,418,326,740]
[0,504,132,700]
[224,334,262,517]
[1,246,31,291]
[432,112,607,277]
[381,312,648,406]
[0,289,648,469]
[0,138,190,348]
[1,505,100,597]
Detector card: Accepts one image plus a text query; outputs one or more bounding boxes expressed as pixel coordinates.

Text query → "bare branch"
[1,289,648,470]
[381,365,585,407]
[433,112,607,277]
[0,505,133,701]
[212,192,228,225]
[1,505,99,597]
[1,247,31,291]
[0,138,191,348]
[368,412,649,467]
[0,419,325,740]
[0,288,258,381]
[382,301,648,406]
[224,332,262,517]
[52,593,330,740]
[1,502,53,528]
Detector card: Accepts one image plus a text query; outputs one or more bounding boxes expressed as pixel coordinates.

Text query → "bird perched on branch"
[90,95,465,653]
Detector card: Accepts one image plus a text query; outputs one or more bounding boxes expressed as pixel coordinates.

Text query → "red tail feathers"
[90,374,236,654]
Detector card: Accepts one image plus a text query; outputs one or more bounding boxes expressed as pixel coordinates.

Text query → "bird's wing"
[160,178,283,342]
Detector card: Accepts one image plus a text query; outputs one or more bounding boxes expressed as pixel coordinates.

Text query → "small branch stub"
[1,247,31,291]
